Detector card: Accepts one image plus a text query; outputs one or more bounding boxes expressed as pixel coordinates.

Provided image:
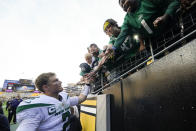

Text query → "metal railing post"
[101,70,104,88]
[149,39,155,61]
[179,10,186,46]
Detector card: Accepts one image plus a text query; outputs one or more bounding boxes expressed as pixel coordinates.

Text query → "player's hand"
[153,14,169,27]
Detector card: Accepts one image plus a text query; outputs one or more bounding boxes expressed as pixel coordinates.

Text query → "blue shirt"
[11,99,22,109]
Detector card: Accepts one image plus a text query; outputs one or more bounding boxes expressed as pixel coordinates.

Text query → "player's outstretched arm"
[69,84,91,106]
[78,84,90,104]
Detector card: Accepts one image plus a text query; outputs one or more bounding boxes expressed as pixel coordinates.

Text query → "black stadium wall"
[103,39,196,131]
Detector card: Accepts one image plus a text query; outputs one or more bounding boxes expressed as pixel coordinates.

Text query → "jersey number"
[62,111,71,131]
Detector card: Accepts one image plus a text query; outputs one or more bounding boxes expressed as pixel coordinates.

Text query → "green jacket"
[109,36,117,45]
[114,0,179,50]
[110,34,140,60]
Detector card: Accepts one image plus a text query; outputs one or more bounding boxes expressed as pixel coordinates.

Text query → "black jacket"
[0,114,10,131]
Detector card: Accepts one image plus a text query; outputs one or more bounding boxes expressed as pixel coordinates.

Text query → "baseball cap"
[79,63,91,76]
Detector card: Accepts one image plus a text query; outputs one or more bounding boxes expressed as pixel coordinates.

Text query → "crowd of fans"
[78,0,196,92]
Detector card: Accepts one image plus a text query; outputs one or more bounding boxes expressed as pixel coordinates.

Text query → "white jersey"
[16,92,75,131]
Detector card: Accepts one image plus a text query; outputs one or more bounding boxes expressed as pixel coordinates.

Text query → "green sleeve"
[151,0,180,17]
[114,29,129,50]
[109,38,115,45]
[108,36,117,45]
[164,0,179,17]
[114,14,131,50]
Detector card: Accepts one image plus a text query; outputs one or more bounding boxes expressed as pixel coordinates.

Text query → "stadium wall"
[80,94,111,131]
[103,39,196,131]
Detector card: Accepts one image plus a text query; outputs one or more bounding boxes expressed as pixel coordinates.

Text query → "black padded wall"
[104,39,196,131]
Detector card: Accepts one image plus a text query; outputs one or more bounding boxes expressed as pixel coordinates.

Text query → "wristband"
[86,84,90,86]
[81,85,90,96]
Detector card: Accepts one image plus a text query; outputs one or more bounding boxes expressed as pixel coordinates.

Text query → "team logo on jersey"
[48,106,56,115]
[24,99,31,103]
